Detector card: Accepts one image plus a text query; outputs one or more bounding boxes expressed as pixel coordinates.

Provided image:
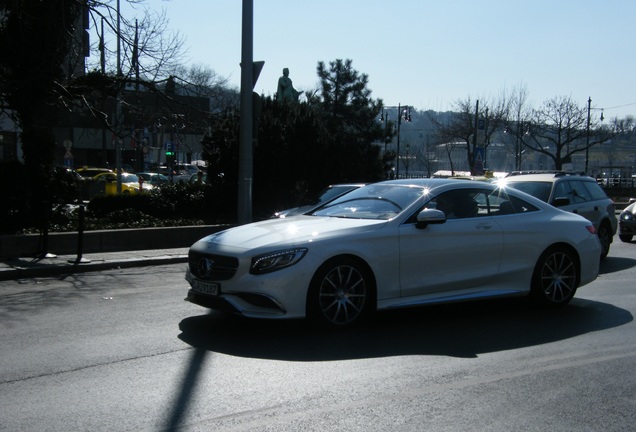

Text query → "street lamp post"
[516,121,523,171]
[585,97,605,174]
[380,104,411,178]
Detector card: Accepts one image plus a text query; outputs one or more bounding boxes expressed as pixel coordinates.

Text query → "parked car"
[499,171,617,259]
[93,172,154,195]
[137,172,170,186]
[76,167,113,178]
[159,163,200,183]
[272,183,365,218]
[188,172,207,183]
[618,200,636,242]
[185,178,601,327]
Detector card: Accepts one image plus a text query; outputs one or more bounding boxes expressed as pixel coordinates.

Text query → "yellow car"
[76,167,113,178]
[93,172,154,195]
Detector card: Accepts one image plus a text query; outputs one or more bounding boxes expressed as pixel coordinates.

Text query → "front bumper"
[184,264,313,319]
[619,218,636,236]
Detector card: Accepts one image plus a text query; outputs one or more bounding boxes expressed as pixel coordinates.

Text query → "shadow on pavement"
[178,297,633,361]
[599,255,636,274]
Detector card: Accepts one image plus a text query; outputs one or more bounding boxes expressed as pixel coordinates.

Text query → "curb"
[0,255,189,281]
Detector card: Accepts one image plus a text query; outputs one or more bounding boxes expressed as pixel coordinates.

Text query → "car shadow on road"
[599,255,636,274]
[178,297,633,361]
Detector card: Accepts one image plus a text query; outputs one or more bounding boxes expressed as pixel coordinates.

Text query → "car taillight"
[586,225,597,235]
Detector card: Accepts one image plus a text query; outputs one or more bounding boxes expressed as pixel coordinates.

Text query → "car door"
[398,188,504,298]
[553,180,599,225]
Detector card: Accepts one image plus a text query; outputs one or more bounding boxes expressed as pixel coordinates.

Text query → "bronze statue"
[277,68,301,102]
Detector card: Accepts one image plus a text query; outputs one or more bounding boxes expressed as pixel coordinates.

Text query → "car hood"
[191,216,386,254]
[622,202,636,214]
[273,204,315,218]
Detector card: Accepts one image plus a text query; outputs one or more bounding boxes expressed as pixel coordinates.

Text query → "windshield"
[311,184,426,220]
[305,185,359,206]
[121,174,140,183]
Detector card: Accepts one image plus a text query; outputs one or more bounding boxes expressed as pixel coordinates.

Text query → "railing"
[599,177,636,189]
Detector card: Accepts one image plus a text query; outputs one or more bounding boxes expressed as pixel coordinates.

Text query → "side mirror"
[416,208,446,229]
[552,197,570,207]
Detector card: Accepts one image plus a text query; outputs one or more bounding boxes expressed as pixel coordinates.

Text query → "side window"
[489,188,539,215]
[552,181,572,203]
[426,190,479,219]
[487,189,514,215]
[569,180,592,203]
[581,180,609,201]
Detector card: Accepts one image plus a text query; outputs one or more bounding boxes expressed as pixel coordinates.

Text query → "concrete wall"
[0,225,231,259]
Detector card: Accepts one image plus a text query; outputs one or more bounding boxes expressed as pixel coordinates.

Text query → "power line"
[602,102,636,110]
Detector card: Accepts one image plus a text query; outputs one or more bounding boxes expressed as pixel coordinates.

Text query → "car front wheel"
[531,248,578,307]
[308,258,372,327]
[619,234,633,243]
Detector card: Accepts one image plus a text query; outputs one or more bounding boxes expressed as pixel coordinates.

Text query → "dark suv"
[501,171,617,259]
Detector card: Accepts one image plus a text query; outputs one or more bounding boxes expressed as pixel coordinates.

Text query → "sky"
[118,0,636,120]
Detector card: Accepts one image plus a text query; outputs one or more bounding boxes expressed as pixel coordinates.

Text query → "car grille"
[188,251,239,280]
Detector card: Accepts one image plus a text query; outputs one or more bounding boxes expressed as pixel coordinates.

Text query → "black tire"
[619,234,633,243]
[530,247,579,307]
[307,257,373,327]
[597,223,612,260]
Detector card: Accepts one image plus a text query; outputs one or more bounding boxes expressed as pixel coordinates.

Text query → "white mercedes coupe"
[185,179,601,327]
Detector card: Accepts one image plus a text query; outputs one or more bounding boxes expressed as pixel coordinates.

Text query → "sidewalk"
[0,248,189,281]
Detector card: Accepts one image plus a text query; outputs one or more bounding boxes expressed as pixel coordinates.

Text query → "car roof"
[327,183,367,188]
[504,171,595,182]
[376,178,474,188]
[341,178,556,213]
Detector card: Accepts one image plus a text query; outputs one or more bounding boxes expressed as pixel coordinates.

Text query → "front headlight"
[621,212,634,221]
[250,248,308,275]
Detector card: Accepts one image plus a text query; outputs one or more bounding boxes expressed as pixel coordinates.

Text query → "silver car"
[500,171,617,259]
[185,179,601,327]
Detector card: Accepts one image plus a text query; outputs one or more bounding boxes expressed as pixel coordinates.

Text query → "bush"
[0,160,31,234]
[83,182,236,230]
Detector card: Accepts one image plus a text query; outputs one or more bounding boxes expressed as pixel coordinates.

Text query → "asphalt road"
[1,238,635,431]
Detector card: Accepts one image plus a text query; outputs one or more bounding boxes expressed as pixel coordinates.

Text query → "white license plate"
[192,280,220,296]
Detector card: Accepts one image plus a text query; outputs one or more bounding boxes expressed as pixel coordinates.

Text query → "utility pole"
[115,0,122,193]
[237,0,264,224]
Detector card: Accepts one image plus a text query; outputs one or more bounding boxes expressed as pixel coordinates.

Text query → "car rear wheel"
[619,234,633,243]
[308,258,372,327]
[531,247,578,307]
[597,223,612,259]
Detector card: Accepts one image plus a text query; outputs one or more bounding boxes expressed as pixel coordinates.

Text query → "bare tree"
[86,1,186,81]
[168,64,237,111]
[524,95,613,170]
[431,94,509,174]
[598,116,636,179]
[503,83,532,170]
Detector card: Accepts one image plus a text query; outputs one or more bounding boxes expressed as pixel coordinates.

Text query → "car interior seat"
[498,200,514,215]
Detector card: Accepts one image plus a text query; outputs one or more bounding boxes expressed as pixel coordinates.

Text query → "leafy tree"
[315,59,386,181]
[201,59,388,219]
[0,0,83,228]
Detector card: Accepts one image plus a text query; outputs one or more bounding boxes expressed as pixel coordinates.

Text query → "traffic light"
[165,150,175,166]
